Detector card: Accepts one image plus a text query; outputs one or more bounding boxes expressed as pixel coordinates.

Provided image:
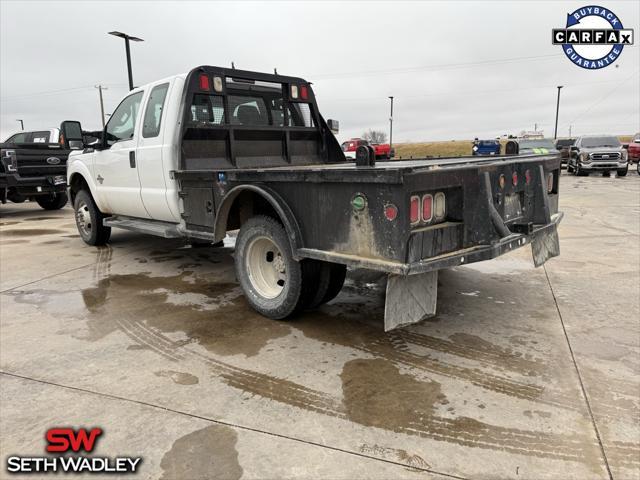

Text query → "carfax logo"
[6,427,142,475]
[552,5,634,69]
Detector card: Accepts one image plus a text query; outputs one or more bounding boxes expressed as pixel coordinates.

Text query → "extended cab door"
[93,90,150,218]
[136,80,179,222]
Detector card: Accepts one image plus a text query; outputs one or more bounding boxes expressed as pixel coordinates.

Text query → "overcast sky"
[1,0,638,143]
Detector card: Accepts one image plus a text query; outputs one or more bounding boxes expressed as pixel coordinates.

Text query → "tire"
[235,215,304,319]
[637,162,640,175]
[320,262,347,305]
[567,163,574,173]
[36,192,68,210]
[73,190,111,246]
[617,167,628,177]
[576,164,589,176]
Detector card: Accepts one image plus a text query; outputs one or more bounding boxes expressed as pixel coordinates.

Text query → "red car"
[341,138,395,160]
[627,132,640,163]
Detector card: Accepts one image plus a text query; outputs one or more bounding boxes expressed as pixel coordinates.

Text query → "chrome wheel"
[75,200,92,237]
[246,236,286,299]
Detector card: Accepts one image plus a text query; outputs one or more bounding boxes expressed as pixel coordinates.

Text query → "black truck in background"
[0,126,78,209]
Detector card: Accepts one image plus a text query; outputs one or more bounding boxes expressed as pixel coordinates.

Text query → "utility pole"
[534,123,538,132]
[95,85,108,128]
[108,31,144,90]
[568,125,572,138]
[554,85,563,139]
[16,119,24,130]
[388,96,394,150]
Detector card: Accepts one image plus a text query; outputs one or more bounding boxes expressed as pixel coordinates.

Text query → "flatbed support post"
[384,270,438,331]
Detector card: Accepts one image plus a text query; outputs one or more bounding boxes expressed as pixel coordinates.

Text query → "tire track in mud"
[118,318,639,468]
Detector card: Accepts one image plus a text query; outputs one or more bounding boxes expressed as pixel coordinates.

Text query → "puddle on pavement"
[80,272,290,357]
[1,228,65,236]
[341,358,442,430]
[155,370,199,385]
[160,425,242,480]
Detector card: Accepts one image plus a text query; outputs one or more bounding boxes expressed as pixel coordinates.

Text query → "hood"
[580,146,624,154]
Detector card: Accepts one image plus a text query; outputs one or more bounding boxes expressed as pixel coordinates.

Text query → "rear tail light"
[525,169,532,185]
[199,74,210,91]
[213,76,223,92]
[291,85,299,99]
[421,194,433,222]
[384,204,398,221]
[434,192,446,220]
[512,171,518,186]
[410,196,420,224]
[547,173,554,193]
[300,85,308,100]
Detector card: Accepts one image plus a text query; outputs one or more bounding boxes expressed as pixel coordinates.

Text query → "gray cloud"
[1,0,638,143]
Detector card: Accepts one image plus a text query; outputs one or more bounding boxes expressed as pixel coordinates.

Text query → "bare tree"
[362,129,388,144]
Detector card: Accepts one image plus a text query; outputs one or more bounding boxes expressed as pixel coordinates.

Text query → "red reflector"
[410,196,420,224]
[422,195,432,222]
[300,85,308,100]
[199,74,210,91]
[385,204,398,221]
[512,171,518,186]
[525,169,532,185]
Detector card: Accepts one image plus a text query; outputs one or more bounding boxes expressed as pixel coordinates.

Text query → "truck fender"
[214,184,304,258]
[68,165,98,206]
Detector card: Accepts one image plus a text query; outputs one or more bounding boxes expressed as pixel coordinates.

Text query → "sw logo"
[5,427,142,475]
[552,5,635,69]
[46,427,103,453]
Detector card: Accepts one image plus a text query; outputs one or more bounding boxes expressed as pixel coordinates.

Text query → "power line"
[0,83,127,101]
[310,53,565,80]
[562,70,639,127]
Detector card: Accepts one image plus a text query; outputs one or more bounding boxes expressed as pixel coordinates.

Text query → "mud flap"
[384,270,437,331]
[531,227,560,267]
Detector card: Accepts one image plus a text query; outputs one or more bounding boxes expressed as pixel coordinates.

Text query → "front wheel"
[36,192,68,210]
[73,190,111,246]
[235,215,307,319]
[617,167,628,177]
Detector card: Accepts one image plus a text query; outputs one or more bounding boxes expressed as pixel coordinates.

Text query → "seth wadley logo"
[552,5,634,69]
[6,427,142,474]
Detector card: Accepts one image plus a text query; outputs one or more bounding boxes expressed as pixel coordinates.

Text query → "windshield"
[478,140,498,146]
[519,139,556,150]
[581,136,621,148]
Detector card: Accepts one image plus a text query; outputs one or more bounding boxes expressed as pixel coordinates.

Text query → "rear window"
[229,95,269,126]
[31,131,50,143]
[190,94,225,125]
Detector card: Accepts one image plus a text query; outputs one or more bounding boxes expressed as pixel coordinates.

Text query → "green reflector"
[352,195,366,210]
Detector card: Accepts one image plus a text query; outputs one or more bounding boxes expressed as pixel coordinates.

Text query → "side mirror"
[327,119,339,134]
[60,120,84,150]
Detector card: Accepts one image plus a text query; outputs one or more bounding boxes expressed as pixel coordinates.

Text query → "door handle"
[129,151,136,168]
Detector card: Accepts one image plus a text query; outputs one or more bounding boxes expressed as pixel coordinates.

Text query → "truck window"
[106,91,144,145]
[229,95,269,126]
[6,132,28,143]
[142,83,169,138]
[190,94,224,124]
[31,131,50,143]
[288,103,315,127]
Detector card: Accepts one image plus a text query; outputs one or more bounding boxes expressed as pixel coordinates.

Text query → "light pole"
[16,119,24,131]
[108,31,144,90]
[554,85,563,139]
[95,85,108,128]
[388,96,394,150]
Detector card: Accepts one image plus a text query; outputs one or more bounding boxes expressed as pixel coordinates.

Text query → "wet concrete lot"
[1,173,638,479]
